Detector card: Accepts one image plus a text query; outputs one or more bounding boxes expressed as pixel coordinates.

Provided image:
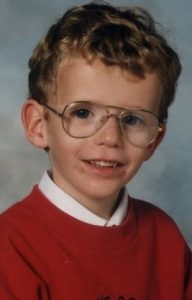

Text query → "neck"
[51,171,124,219]
[66,189,122,220]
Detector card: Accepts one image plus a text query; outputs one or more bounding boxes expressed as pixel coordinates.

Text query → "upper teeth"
[89,160,118,167]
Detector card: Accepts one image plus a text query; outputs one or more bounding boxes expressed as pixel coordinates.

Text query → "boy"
[1,1,192,299]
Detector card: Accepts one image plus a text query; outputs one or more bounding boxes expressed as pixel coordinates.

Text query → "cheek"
[126,147,149,172]
[49,133,80,169]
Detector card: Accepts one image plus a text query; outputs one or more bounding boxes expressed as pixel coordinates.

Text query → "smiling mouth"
[85,160,122,168]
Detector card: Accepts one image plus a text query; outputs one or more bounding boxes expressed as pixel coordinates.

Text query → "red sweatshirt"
[1,186,192,300]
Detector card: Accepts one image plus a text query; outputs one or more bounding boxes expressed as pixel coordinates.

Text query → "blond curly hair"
[28,1,181,121]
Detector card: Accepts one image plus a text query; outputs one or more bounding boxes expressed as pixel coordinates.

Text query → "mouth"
[85,160,123,168]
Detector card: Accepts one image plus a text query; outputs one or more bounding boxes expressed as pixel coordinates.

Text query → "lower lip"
[82,161,126,178]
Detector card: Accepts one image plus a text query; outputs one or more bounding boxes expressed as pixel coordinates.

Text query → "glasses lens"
[62,102,105,138]
[121,110,159,147]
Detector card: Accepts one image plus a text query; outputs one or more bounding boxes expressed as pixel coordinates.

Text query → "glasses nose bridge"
[105,112,121,122]
[101,112,122,131]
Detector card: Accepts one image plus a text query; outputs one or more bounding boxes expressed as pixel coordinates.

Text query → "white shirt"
[39,171,128,227]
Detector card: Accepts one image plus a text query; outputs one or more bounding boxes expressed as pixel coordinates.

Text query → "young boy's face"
[24,57,164,217]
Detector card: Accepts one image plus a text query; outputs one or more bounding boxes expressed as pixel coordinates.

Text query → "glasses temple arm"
[42,102,63,118]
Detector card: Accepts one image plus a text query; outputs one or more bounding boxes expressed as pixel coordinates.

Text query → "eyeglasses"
[42,100,163,147]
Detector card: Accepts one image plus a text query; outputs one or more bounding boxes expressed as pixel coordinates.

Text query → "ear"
[144,124,166,161]
[21,99,48,149]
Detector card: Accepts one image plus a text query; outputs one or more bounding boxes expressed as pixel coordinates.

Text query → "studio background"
[0,0,191,248]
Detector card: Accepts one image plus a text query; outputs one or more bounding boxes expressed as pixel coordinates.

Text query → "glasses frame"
[41,100,164,147]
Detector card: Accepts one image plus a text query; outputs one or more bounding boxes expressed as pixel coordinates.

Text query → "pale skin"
[22,57,165,219]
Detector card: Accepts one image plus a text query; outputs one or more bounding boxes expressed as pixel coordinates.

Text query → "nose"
[93,115,123,147]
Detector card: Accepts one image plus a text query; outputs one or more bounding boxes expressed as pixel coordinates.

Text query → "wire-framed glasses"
[42,100,163,147]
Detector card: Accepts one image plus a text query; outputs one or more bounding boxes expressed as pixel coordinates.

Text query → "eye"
[122,114,143,126]
[74,108,91,119]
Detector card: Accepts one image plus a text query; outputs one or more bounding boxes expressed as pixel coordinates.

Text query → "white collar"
[38,171,128,227]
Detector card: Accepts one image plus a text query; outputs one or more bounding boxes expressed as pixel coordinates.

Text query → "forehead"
[55,56,162,112]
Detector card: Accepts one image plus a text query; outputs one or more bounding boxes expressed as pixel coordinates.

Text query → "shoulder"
[130,198,192,296]
[130,197,190,249]
[1,192,34,228]
[1,197,32,252]
[0,186,56,267]
[131,196,177,226]
[0,186,47,241]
